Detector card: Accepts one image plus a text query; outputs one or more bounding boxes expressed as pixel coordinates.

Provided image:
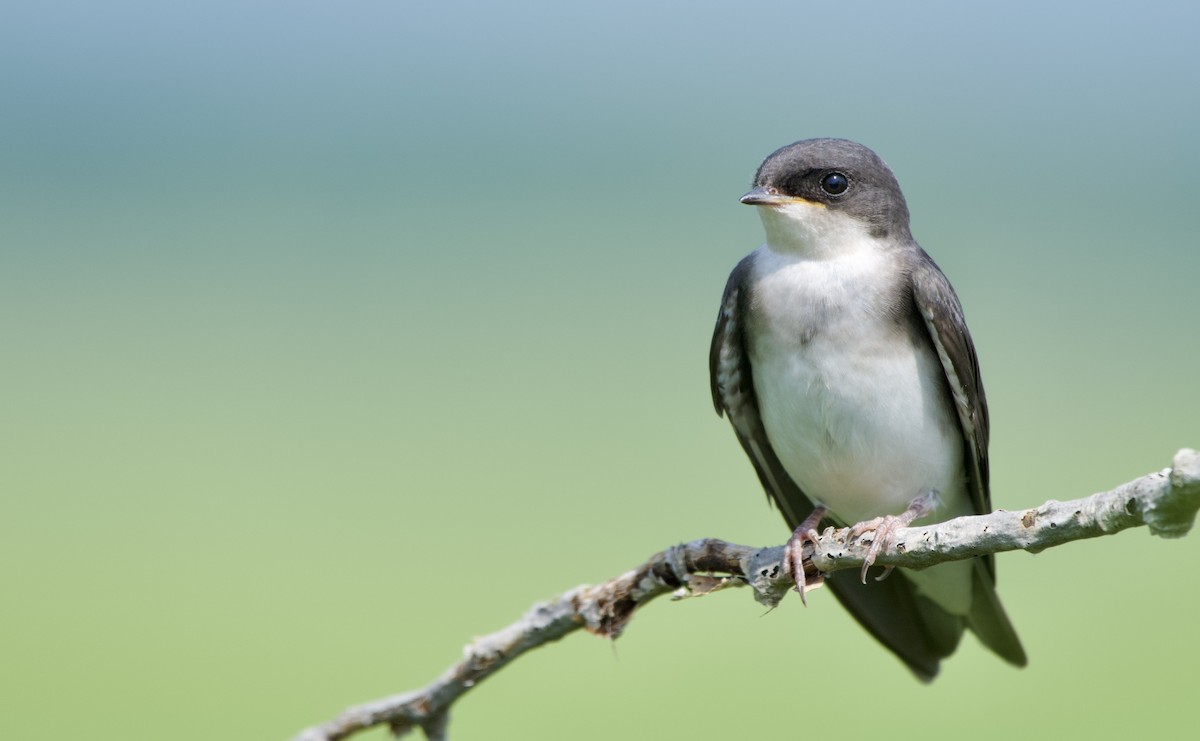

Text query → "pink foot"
[847,490,940,584]
[783,505,827,605]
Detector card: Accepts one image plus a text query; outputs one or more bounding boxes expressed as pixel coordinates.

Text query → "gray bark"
[292,448,1200,741]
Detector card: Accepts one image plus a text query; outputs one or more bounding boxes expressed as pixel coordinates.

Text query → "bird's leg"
[783,505,827,606]
[847,490,941,584]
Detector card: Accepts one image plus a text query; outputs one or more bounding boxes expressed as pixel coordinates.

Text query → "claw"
[848,490,940,584]
[784,505,827,605]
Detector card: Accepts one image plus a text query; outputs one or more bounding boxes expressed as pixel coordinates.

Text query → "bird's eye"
[820,172,849,195]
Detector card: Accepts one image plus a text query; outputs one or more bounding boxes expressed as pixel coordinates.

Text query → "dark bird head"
[741,139,912,248]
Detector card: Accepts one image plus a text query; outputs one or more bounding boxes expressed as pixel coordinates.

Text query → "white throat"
[756,201,876,259]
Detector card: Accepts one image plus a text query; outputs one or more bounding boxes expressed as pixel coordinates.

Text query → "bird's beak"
[739,186,792,206]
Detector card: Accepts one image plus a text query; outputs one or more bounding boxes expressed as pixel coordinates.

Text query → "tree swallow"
[709,138,1026,679]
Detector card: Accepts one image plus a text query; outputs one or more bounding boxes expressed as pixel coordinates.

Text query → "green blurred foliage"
[2,2,1197,739]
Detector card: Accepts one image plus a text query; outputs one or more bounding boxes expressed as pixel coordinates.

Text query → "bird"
[709,138,1026,680]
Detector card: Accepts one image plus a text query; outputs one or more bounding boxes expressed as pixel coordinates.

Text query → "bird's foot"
[783,505,827,606]
[847,490,940,584]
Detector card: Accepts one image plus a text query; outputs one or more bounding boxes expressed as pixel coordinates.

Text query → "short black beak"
[739,186,790,206]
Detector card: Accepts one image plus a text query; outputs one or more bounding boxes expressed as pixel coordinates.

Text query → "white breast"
[748,243,967,525]
[749,242,975,614]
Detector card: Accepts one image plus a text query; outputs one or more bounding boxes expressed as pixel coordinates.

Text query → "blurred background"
[3,1,1197,739]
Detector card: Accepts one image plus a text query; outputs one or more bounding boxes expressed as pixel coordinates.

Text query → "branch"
[292,448,1200,741]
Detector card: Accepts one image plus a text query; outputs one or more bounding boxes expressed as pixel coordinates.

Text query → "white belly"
[753,324,967,523]
[748,245,972,613]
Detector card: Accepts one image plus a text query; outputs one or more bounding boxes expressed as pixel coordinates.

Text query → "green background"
[4,2,1197,739]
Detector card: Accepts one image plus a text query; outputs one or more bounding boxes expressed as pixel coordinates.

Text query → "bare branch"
[292,448,1200,741]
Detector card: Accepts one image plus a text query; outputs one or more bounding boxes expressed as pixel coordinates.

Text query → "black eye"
[820,172,849,195]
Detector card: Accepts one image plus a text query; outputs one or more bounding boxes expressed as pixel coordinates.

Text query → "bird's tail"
[966,559,1028,667]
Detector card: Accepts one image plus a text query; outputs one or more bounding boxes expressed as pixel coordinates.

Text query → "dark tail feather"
[966,559,1027,667]
[773,476,966,681]
[825,569,964,682]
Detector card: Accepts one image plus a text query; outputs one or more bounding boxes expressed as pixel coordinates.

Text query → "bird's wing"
[709,254,815,528]
[908,252,991,519]
[709,254,961,680]
[910,252,1026,666]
